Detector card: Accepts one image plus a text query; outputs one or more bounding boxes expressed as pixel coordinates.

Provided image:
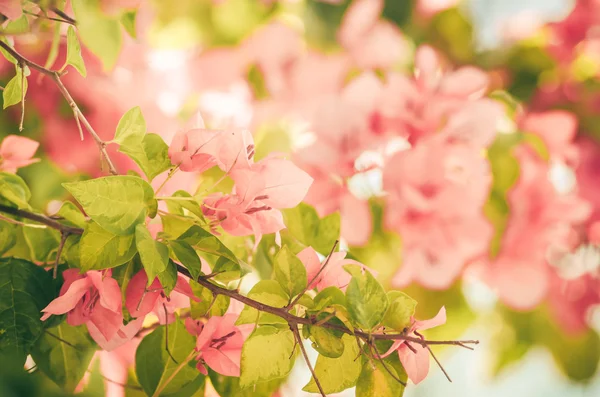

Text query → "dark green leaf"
[170,240,203,281]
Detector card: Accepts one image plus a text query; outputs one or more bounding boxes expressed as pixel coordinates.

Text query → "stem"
[0,205,480,350]
[286,241,339,310]
[291,324,326,397]
[53,232,69,279]
[23,10,76,26]
[0,41,118,175]
[152,350,196,397]
[19,63,25,131]
[155,166,179,196]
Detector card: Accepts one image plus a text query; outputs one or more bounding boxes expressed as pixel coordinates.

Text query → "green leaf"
[0,258,56,363]
[118,133,172,182]
[178,225,239,264]
[240,326,295,388]
[112,257,141,321]
[135,223,169,286]
[135,319,201,396]
[0,172,31,209]
[79,221,137,271]
[0,220,17,255]
[63,175,155,235]
[121,11,137,38]
[55,202,87,228]
[113,106,146,146]
[165,190,205,219]
[190,281,229,318]
[30,324,95,392]
[0,37,17,64]
[208,369,283,397]
[273,245,307,298]
[72,0,122,71]
[314,286,347,310]
[382,291,417,332]
[303,334,362,394]
[160,213,196,240]
[22,227,60,263]
[2,67,27,109]
[64,26,87,77]
[309,325,344,358]
[157,260,177,296]
[344,265,389,330]
[170,240,202,281]
[283,203,340,255]
[236,280,289,326]
[356,360,404,397]
[4,15,29,34]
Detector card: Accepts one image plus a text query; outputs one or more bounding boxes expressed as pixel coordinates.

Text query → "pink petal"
[398,343,430,384]
[414,45,442,91]
[88,304,124,342]
[88,317,143,352]
[125,271,161,318]
[0,135,39,161]
[297,247,321,288]
[196,316,220,352]
[439,66,489,98]
[249,158,313,209]
[338,0,384,48]
[380,340,403,358]
[173,275,201,302]
[0,0,22,20]
[340,193,372,246]
[185,317,204,337]
[415,307,446,331]
[87,271,122,313]
[40,278,92,320]
[203,347,241,377]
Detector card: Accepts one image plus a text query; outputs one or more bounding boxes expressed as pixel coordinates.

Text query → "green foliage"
[64,26,87,77]
[63,176,155,235]
[283,203,340,255]
[344,265,389,330]
[157,259,178,296]
[0,258,56,364]
[382,291,417,331]
[356,360,404,397]
[22,226,60,263]
[119,134,172,182]
[2,66,27,109]
[303,334,362,394]
[208,369,283,397]
[72,0,123,71]
[135,223,170,285]
[307,325,345,358]
[0,172,31,209]
[0,220,17,255]
[55,202,87,229]
[113,106,146,146]
[170,240,203,280]
[190,281,230,318]
[30,324,95,392]
[79,221,137,271]
[273,245,307,299]
[236,280,289,325]
[239,326,295,388]
[135,319,203,396]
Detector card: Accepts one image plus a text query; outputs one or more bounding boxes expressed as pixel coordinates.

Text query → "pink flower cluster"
[168,124,313,243]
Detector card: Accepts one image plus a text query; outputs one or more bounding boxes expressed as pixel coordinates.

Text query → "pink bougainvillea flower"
[125,270,199,324]
[296,246,374,291]
[202,156,312,243]
[168,128,254,173]
[0,135,40,173]
[519,110,579,164]
[40,269,126,350]
[185,314,247,377]
[0,0,22,20]
[382,307,446,384]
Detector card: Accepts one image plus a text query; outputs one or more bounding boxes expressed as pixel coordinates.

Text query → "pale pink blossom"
[125,270,199,324]
[0,135,40,173]
[382,307,447,384]
[185,314,247,377]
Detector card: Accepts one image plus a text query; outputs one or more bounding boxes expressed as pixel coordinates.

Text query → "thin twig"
[163,304,178,364]
[19,63,25,131]
[286,240,339,310]
[50,8,76,24]
[0,213,47,228]
[45,330,80,349]
[0,204,480,352]
[23,10,75,26]
[291,324,326,397]
[53,232,69,279]
[0,41,118,175]
[155,166,179,196]
[372,344,407,386]
[415,330,452,382]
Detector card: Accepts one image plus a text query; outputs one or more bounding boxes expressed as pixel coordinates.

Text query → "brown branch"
[415,330,452,382]
[23,10,76,26]
[291,324,326,397]
[0,41,118,175]
[372,344,407,387]
[0,204,479,351]
[286,240,339,310]
[53,232,69,279]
